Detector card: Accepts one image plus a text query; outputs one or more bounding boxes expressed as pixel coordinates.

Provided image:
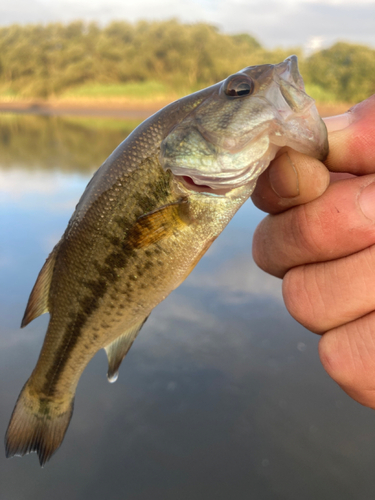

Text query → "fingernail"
[359,182,375,221]
[323,113,352,132]
[268,152,300,198]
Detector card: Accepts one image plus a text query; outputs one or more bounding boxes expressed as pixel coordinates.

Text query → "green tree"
[0,21,373,103]
[306,42,375,102]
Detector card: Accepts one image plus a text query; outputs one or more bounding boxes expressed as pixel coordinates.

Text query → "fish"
[5,55,328,466]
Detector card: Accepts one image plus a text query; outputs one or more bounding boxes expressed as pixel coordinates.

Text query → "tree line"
[0,19,374,102]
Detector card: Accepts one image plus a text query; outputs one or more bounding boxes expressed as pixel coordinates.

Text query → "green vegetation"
[303,83,338,104]
[62,81,171,99]
[304,42,375,103]
[0,19,373,103]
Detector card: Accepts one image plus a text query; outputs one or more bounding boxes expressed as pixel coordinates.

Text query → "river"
[1,112,374,499]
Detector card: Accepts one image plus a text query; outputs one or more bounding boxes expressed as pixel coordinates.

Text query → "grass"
[0,79,347,114]
[60,80,178,101]
[0,86,18,99]
[59,80,344,105]
[304,83,338,104]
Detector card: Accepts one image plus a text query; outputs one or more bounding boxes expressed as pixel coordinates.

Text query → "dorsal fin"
[21,244,60,328]
[104,317,148,383]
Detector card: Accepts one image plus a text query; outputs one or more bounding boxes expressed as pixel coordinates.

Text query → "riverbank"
[0,99,352,119]
[0,99,172,119]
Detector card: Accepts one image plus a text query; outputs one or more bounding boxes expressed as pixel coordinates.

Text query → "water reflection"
[1,114,375,499]
[0,113,141,173]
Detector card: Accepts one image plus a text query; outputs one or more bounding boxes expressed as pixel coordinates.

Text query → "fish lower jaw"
[176,175,235,195]
[174,158,276,196]
[174,168,267,196]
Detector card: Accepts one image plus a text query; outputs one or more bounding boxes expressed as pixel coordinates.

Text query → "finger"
[252,175,375,278]
[251,147,330,214]
[251,95,375,215]
[319,311,375,410]
[282,244,375,334]
[323,95,375,175]
[330,172,356,183]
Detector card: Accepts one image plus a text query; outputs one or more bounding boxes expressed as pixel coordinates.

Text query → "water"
[1,113,375,499]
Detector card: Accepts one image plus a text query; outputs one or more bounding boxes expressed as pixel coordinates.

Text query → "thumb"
[323,95,375,175]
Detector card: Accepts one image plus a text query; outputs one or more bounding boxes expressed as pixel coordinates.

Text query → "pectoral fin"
[104,317,148,383]
[21,244,60,328]
[128,199,190,249]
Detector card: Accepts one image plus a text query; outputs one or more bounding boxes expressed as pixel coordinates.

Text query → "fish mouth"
[176,174,237,195]
[162,123,278,192]
[167,131,281,193]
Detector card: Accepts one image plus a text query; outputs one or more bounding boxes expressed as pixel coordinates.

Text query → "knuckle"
[289,205,327,259]
[282,266,327,333]
[252,223,268,272]
[252,219,283,277]
[318,329,349,383]
[319,318,375,409]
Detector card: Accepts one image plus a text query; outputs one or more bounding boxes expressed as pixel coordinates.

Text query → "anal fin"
[21,243,60,328]
[104,316,148,383]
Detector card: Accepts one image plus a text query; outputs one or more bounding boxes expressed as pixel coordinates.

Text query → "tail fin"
[5,381,74,467]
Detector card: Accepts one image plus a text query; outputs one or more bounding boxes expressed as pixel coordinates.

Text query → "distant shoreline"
[0,99,352,119]
[0,99,173,120]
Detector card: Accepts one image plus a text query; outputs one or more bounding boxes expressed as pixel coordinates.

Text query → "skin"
[251,94,375,409]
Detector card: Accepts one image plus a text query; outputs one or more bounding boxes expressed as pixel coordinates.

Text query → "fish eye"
[223,74,254,98]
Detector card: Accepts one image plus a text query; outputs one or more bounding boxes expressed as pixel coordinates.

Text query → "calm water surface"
[1,113,375,499]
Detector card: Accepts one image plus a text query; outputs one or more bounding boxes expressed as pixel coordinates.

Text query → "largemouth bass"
[5,56,328,466]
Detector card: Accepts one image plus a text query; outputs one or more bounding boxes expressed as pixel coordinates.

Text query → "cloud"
[186,253,283,302]
[0,0,374,49]
[0,169,62,197]
[214,0,375,48]
[0,0,56,24]
[0,168,87,210]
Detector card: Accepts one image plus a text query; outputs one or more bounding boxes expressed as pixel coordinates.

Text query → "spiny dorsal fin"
[128,199,190,249]
[21,244,60,328]
[104,317,148,383]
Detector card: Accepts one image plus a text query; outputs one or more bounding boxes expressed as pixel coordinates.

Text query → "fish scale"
[5,56,328,466]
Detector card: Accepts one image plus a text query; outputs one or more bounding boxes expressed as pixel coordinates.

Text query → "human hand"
[252,95,375,408]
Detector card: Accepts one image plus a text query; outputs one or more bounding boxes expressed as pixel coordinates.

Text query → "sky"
[0,0,374,51]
